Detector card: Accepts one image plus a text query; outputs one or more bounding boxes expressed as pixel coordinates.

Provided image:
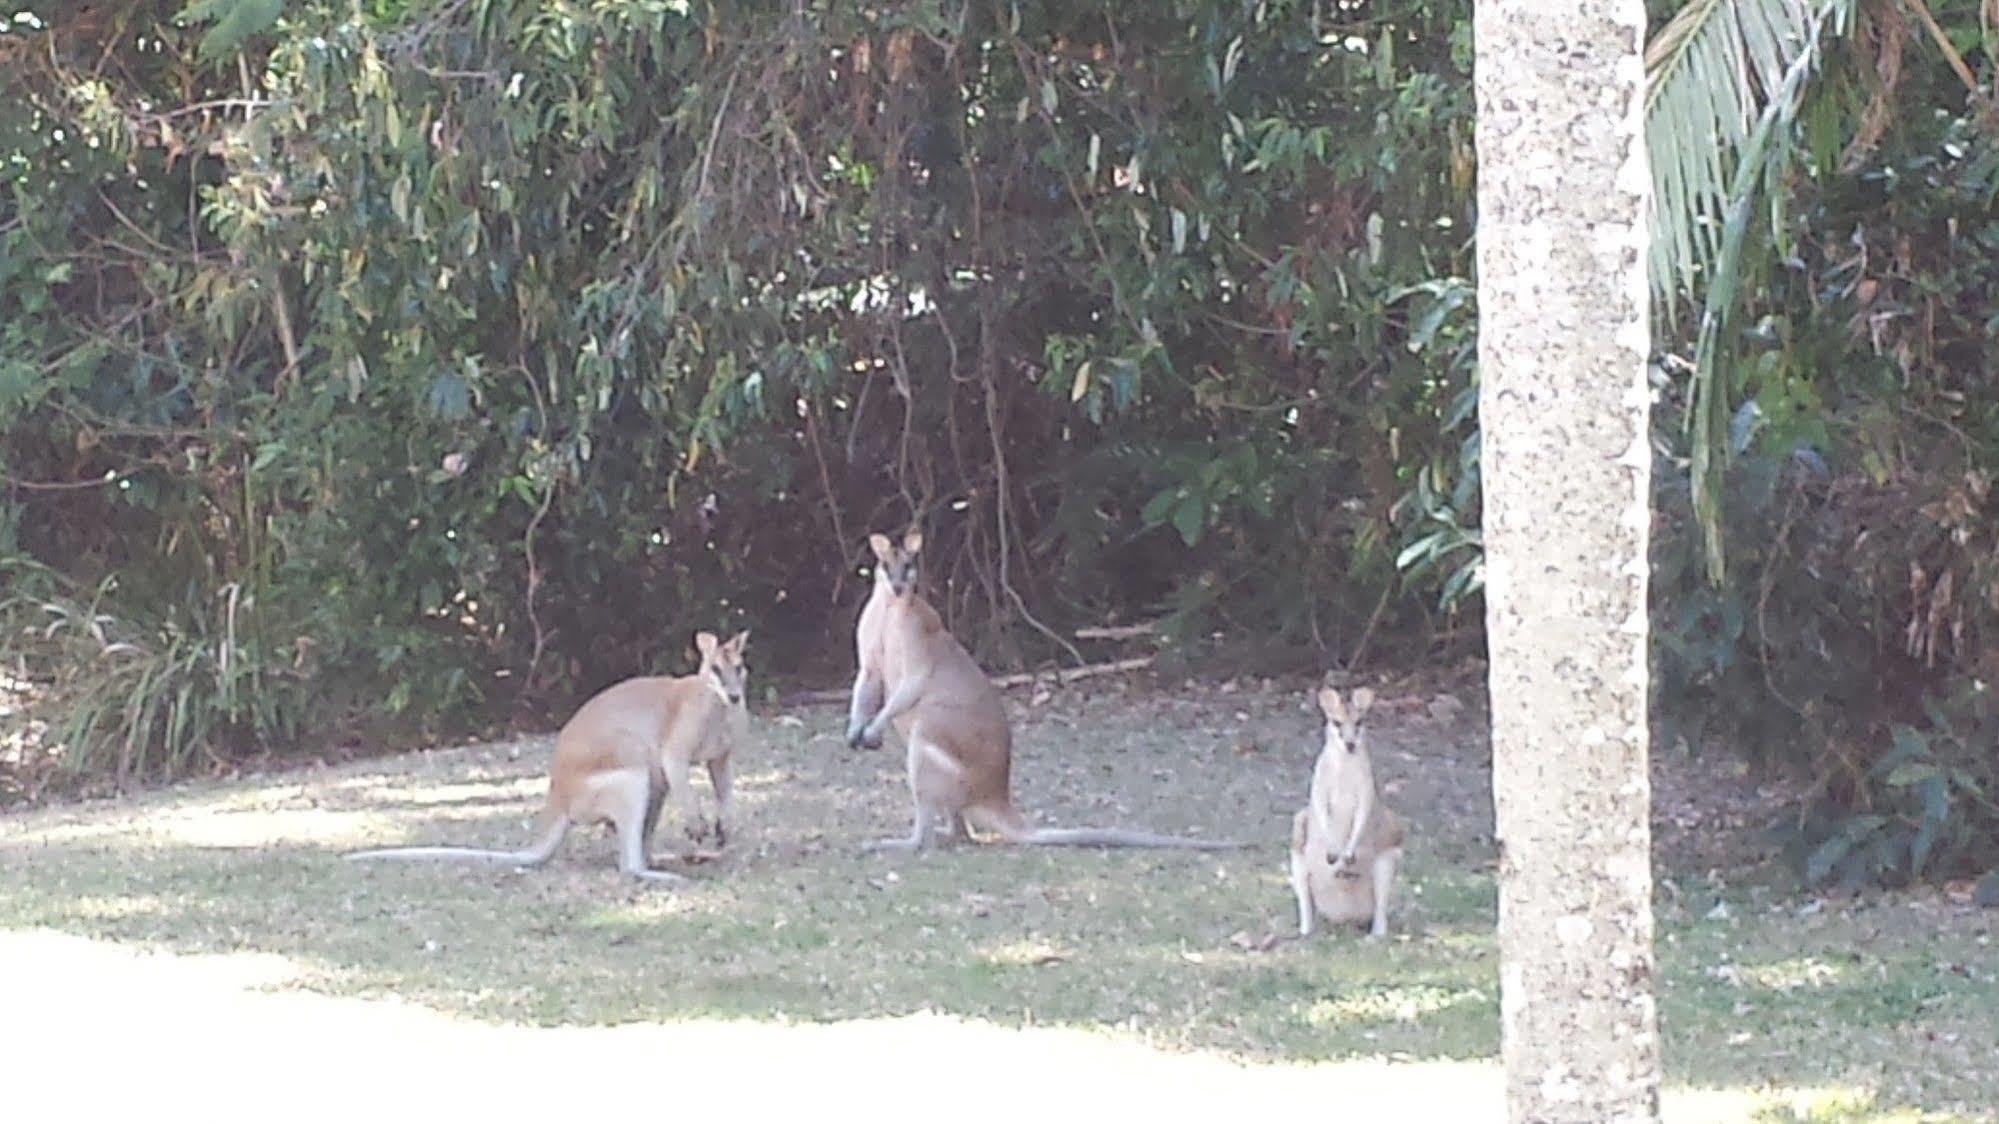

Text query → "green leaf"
[1171,495,1205,546]
[1910,814,1942,878]
[1439,561,1483,611]
[1884,762,1940,788]
[1804,814,1887,885]
[0,360,43,418]
[1070,360,1093,403]
[178,0,287,63]
[1408,287,1467,352]
[426,373,470,420]
[1918,775,1950,827]
[1803,831,1856,886]
[1442,385,1478,432]
[1396,532,1443,571]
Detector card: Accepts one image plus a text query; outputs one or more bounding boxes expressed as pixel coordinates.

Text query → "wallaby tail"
[345,815,569,868]
[1013,826,1244,850]
[966,804,1242,850]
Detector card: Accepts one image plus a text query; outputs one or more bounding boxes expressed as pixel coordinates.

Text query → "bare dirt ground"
[3,674,1994,1122]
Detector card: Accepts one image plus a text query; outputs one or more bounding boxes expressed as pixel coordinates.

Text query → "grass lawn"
[2,678,1993,1121]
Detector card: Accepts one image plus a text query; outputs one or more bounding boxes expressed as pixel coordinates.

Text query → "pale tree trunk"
[1475,1,1662,1122]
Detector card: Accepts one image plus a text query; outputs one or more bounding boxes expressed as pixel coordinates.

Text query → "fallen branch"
[782,686,852,705]
[1903,0,1999,120]
[1073,620,1159,641]
[778,655,1156,707]
[991,655,1154,688]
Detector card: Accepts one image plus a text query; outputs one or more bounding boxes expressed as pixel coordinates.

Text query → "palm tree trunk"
[1476,1,1663,1121]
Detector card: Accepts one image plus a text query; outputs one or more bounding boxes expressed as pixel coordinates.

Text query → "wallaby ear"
[1351,687,1376,720]
[726,629,751,656]
[868,533,894,561]
[695,631,720,658]
[1317,686,1346,722]
[903,526,924,554]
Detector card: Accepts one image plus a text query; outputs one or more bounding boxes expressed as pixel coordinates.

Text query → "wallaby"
[1289,685,1405,937]
[346,630,752,884]
[847,528,1238,852]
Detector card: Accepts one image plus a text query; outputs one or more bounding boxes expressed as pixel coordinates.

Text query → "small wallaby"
[346,630,752,884]
[1289,685,1405,937]
[847,527,1238,852]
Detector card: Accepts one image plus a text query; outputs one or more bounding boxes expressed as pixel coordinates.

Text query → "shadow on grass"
[0,829,1506,1061]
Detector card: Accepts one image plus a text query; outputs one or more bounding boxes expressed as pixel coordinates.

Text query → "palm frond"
[1645,0,1846,315]
[1644,0,1856,581]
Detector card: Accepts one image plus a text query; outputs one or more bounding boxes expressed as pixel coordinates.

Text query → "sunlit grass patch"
[1304,982,1485,1026]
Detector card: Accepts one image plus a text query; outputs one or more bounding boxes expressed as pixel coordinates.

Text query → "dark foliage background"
[1,0,1994,890]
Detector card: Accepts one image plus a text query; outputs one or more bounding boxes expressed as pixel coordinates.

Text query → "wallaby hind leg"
[863,801,939,852]
[1289,853,1318,939]
[662,752,707,845]
[923,808,971,847]
[640,767,668,856]
[613,771,686,885]
[705,756,734,848]
[937,811,970,844]
[865,733,954,852]
[1368,847,1402,938]
[1288,810,1316,938]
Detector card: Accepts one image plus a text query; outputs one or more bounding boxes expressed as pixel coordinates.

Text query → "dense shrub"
[1650,33,1999,887]
[0,0,1476,791]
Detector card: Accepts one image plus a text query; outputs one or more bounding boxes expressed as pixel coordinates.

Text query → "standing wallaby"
[1289,685,1405,937]
[346,630,752,884]
[848,528,1238,852]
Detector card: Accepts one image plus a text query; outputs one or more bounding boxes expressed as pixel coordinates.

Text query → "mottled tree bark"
[1475,0,1662,1121]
